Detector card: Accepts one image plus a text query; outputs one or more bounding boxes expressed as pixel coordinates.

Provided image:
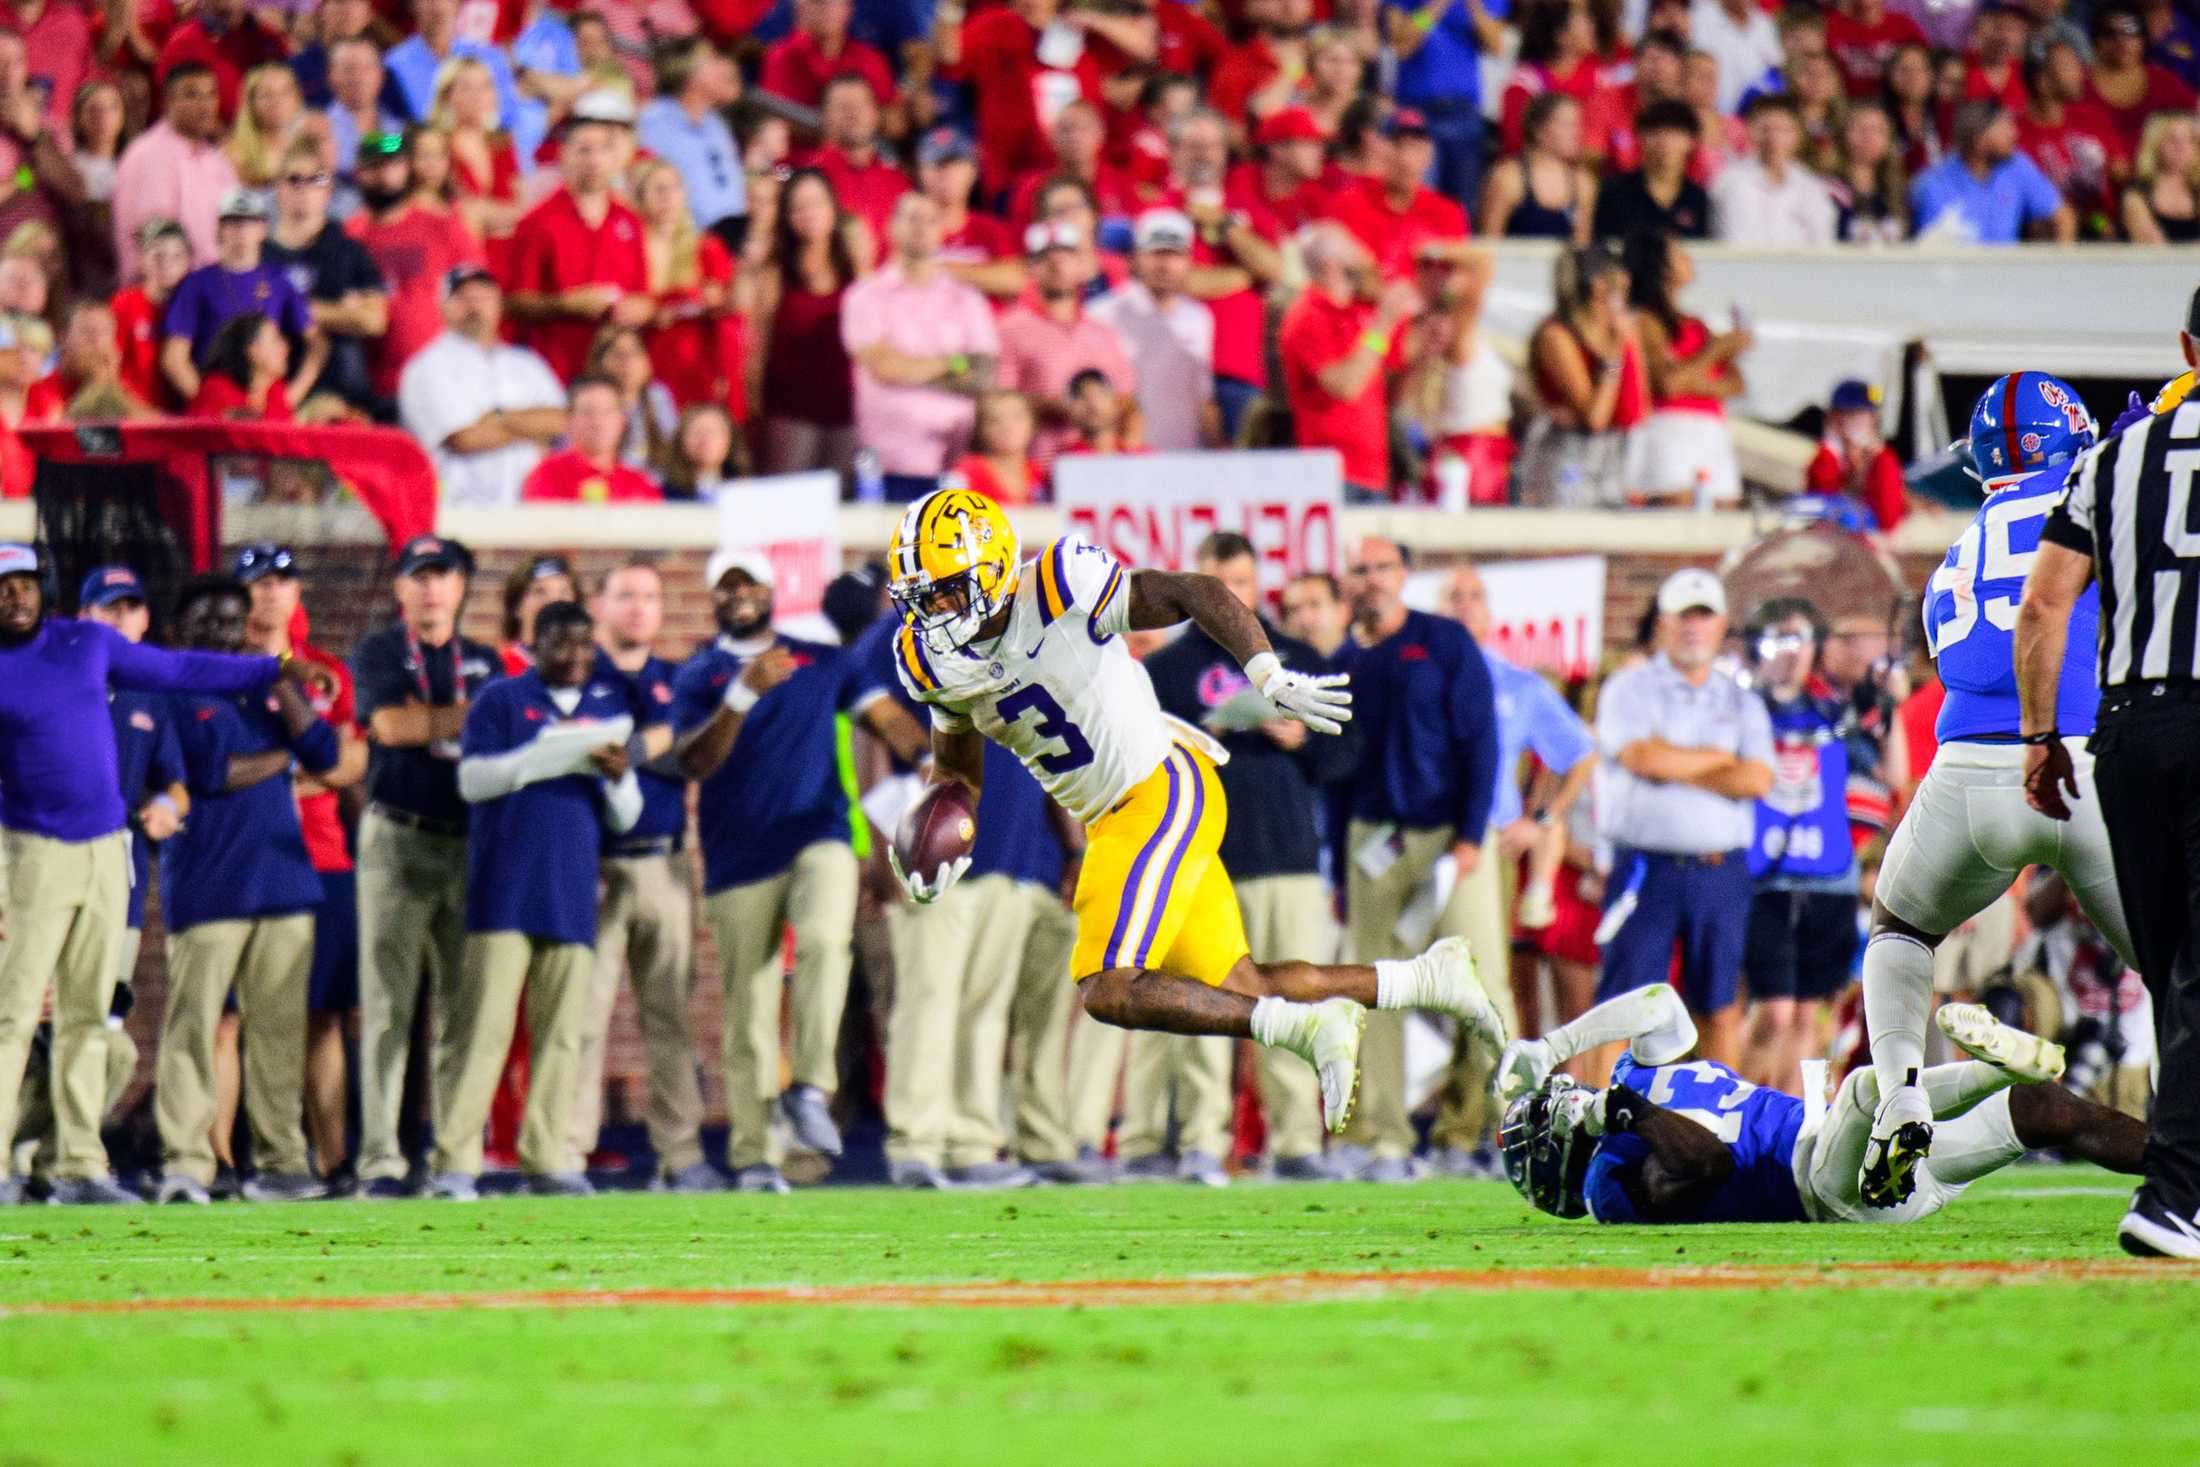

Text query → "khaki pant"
[1344,821,1518,1160]
[0,830,129,1181]
[1238,873,1332,1161]
[431,931,590,1176]
[1005,891,1078,1163]
[354,811,468,1182]
[1120,1030,1234,1160]
[572,853,703,1173]
[1067,1002,1127,1151]
[704,840,859,1170]
[885,875,1076,1169]
[13,1021,136,1184]
[1427,835,1516,1152]
[157,913,315,1185]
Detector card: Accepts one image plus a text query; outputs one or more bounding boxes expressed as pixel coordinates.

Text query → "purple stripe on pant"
[1102,752,1184,970]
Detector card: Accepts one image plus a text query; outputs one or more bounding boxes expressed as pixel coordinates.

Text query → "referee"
[2019,311,2200,1259]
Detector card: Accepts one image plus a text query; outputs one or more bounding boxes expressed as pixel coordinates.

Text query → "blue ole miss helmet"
[1967,371,2096,491]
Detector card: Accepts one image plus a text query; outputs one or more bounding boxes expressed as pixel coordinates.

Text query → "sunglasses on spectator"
[280,171,332,188]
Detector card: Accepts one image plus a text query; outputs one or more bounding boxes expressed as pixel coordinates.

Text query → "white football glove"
[1244,652,1353,735]
[1493,1036,1557,1102]
[1547,1082,1607,1143]
[888,846,971,905]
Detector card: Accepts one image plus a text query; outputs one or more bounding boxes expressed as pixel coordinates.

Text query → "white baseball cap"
[706,548,775,590]
[1656,567,1726,616]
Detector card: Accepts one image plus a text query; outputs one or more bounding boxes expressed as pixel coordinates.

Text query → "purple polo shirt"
[0,618,279,843]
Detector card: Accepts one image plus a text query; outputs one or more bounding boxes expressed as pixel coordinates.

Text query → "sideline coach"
[2020,310,2200,1259]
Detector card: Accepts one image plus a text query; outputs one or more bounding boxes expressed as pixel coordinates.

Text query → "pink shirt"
[840,260,1002,477]
[995,299,1137,477]
[112,121,241,279]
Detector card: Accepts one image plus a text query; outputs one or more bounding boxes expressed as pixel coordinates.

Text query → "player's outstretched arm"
[1127,570,1353,734]
[1496,985,1697,1099]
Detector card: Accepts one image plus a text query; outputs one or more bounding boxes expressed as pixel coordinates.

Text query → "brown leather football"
[893,780,978,881]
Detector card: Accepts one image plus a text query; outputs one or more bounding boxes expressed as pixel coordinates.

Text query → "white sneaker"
[1516,882,1557,930]
[1305,998,1366,1134]
[1413,936,1509,1055]
[1859,1083,1933,1209]
[1493,1036,1557,1102]
[1936,1003,2066,1083]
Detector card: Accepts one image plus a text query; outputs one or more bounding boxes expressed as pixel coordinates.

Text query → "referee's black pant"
[2093,698,2200,1211]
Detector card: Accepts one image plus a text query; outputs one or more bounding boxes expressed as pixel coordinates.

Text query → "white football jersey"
[893,536,1213,824]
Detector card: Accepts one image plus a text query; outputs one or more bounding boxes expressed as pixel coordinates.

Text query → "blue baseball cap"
[79,564,145,607]
[1829,379,1879,413]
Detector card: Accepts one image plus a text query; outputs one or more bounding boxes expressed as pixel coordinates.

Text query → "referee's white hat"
[1656,567,1727,617]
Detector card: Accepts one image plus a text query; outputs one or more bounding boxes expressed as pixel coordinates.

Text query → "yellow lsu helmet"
[888,488,1021,654]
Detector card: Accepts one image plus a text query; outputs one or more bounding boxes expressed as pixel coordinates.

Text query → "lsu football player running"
[884,489,1506,1132]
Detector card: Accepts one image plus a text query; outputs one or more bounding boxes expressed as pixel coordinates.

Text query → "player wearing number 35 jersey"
[883,489,1506,1132]
[1857,372,2136,1210]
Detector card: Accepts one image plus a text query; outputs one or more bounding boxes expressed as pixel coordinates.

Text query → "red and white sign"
[714,471,842,642]
[1406,554,1605,680]
[1053,449,1343,597]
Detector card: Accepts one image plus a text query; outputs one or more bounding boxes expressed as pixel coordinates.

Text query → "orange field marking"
[5,1257,2185,1317]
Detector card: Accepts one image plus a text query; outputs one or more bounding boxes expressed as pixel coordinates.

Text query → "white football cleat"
[1306,998,1366,1134]
[1859,1083,1933,1209]
[1494,1036,1557,1102]
[1936,1003,2066,1084]
[1417,936,1509,1056]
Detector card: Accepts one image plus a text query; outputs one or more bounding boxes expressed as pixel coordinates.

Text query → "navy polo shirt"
[161,691,336,933]
[1331,609,1498,838]
[850,609,1064,889]
[1387,0,1507,112]
[351,623,502,829]
[1144,624,1352,881]
[596,649,683,848]
[462,670,635,946]
[673,635,886,893]
[111,691,186,931]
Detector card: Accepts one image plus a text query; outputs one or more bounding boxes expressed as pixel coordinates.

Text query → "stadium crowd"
[0,519,2147,1201]
[0,0,2182,513]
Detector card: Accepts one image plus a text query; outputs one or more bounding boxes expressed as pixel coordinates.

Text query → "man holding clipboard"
[428,601,648,1200]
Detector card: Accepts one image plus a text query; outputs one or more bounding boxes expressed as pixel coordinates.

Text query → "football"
[894,779,978,881]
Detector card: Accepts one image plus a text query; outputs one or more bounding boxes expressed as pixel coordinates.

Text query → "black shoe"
[209,1163,241,1201]
[361,1176,412,1200]
[320,1161,359,1198]
[2118,1190,2200,1259]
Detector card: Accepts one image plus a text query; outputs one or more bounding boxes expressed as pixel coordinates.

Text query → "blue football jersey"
[1583,1054,1808,1224]
[1926,467,2101,743]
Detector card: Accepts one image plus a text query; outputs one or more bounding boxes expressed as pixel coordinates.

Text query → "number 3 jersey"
[892,536,1198,826]
[1583,1054,1810,1224]
[1926,465,2101,743]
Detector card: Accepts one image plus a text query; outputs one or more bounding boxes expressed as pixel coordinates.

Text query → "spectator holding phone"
[1804,378,1906,529]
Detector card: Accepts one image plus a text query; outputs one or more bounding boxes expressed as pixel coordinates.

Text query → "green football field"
[1,1168,2191,1466]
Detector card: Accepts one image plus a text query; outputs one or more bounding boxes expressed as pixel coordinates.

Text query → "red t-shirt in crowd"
[2,0,92,128]
[23,374,66,422]
[2016,102,2128,220]
[949,8,1104,197]
[156,14,290,119]
[501,188,647,383]
[2088,68,2200,153]
[1823,7,1927,98]
[189,375,294,421]
[110,286,170,409]
[1225,161,1325,233]
[1278,287,1402,491]
[1804,439,1907,530]
[646,232,747,417]
[1209,36,1287,125]
[1085,0,1227,82]
[941,210,1018,269]
[1320,175,1470,279]
[952,452,1042,506]
[0,420,28,497]
[760,30,897,107]
[520,449,664,502]
[1007,162,1144,229]
[293,632,357,875]
[1963,59,2028,114]
[346,202,486,397]
[801,144,911,247]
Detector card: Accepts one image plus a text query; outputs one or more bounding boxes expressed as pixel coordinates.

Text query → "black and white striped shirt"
[2043,402,2200,692]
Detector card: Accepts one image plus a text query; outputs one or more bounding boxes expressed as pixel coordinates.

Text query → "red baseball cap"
[1256,106,1328,147]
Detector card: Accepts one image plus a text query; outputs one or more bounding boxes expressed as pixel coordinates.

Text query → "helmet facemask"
[1499,1077,1594,1219]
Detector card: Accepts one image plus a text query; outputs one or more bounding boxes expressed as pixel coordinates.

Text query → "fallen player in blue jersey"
[1494,986,2142,1224]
